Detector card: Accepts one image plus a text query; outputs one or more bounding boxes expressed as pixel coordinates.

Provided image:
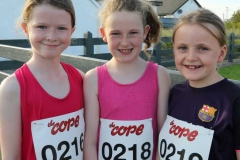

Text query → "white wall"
[173,0,200,19]
[0,0,25,39]
[0,0,107,56]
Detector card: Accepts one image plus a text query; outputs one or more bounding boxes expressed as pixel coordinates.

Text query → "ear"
[217,45,227,63]
[71,27,75,35]
[143,25,150,40]
[172,44,175,56]
[100,27,107,42]
[21,22,28,37]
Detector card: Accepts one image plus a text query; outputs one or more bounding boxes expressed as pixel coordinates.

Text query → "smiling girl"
[83,0,171,160]
[158,9,240,160]
[0,0,84,159]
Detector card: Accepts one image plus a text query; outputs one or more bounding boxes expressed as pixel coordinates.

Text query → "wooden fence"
[0,44,187,86]
[0,33,240,159]
[0,32,240,67]
[227,33,240,62]
[0,31,239,83]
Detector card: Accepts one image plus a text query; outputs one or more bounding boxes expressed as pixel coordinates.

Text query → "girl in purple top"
[160,9,240,160]
[83,0,171,160]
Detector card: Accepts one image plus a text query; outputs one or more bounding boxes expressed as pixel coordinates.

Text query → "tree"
[231,10,240,23]
[225,9,240,29]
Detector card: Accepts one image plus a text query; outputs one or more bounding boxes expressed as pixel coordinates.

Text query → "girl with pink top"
[83,0,171,160]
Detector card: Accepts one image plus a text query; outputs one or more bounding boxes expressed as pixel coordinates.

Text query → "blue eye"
[58,27,67,30]
[38,26,46,29]
[110,32,120,37]
[198,46,208,51]
[130,32,137,35]
[179,46,187,50]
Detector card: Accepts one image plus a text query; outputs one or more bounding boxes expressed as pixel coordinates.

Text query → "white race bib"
[98,118,153,160]
[158,115,214,160]
[31,109,85,160]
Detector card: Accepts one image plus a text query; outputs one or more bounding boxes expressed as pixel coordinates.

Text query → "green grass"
[218,64,240,80]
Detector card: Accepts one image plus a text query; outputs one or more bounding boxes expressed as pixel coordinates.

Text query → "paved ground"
[218,58,240,68]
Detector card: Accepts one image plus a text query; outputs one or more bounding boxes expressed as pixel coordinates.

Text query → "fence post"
[84,31,94,57]
[154,42,161,65]
[228,32,235,62]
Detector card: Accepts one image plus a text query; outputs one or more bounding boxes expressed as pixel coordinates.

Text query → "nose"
[46,29,57,42]
[120,35,129,47]
[186,49,197,61]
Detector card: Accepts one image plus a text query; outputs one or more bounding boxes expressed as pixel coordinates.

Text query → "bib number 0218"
[101,142,151,160]
[41,133,84,160]
[159,139,203,160]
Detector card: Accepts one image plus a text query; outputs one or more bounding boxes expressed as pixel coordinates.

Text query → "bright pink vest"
[15,62,83,160]
[97,62,158,160]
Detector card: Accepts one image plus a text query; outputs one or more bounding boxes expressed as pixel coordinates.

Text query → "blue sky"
[198,0,240,20]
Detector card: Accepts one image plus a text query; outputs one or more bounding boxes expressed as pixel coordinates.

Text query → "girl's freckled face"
[100,10,149,63]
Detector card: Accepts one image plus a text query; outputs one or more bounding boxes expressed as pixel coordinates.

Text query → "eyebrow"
[34,22,71,28]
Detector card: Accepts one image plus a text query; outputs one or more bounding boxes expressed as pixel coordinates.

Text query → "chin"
[182,74,202,81]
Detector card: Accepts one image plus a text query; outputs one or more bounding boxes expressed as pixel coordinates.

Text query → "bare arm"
[156,66,171,160]
[83,69,100,160]
[156,150,160,160]
[157,66,171,132]
[0,75,22,160]
[237,152,240,160]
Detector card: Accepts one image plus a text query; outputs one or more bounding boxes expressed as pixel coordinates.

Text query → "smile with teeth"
[119,49,132,52]
[185,65,201,69]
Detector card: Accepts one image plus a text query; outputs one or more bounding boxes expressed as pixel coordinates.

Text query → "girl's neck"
[107,57,146,73]
[106,57,148,84]
[189,72,224,88]
[27,56,63,77]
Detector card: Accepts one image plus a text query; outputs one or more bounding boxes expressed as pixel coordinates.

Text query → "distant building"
[0,0,102,55]
[157,0,202,28]
[0,0,164,55]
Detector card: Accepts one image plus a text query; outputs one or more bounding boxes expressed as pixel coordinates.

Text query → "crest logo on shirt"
[198,105,217,122]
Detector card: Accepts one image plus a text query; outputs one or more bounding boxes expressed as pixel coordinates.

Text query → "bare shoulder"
[0,74,21,121]
[83,68,98,93]
[157,65,170,78]
[0,74,20,97]
[158,65,171,89]
[84,68,98,82]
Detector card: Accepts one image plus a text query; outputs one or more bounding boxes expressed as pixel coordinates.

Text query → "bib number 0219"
[41,133,84,160]
[101,142,151,160]
[159,139,203,160]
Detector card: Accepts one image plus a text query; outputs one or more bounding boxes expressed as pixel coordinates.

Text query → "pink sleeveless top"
[97,62,159,159]
[15,62,83,160]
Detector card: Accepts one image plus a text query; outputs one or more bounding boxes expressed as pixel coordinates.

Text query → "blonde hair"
[18,0,76,28]
[172,9,226,47]
[99,0,162,58]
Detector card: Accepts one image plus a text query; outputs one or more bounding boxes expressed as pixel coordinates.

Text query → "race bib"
[31,109,85,160]
[98,118,153,160]
[158,115,214,160]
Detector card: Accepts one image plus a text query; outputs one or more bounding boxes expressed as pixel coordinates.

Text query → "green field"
[218,64,240,80]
